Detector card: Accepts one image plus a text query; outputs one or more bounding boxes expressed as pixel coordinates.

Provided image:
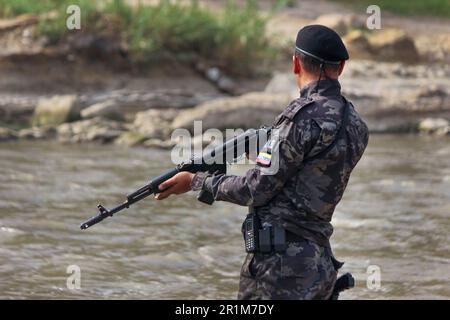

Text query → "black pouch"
[258,227,271,253]
[272,226,287,252]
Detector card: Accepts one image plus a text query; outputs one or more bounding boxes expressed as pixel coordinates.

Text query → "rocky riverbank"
[1,58,449,147]
[1,3,449,147]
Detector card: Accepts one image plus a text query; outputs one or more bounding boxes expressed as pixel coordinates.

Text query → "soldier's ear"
[292,55,301,74]
[338,61,345,75]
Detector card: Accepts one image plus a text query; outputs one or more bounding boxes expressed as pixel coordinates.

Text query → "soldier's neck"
[297,74,338,90]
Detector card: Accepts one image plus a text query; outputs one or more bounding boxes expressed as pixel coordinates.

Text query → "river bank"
[1,58,449,147]
[0,1,449,147]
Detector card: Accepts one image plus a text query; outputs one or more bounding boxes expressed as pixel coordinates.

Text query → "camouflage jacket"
[191,78,369,247]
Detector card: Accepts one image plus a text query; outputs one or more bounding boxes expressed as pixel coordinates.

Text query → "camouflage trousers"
[237,240,337,300]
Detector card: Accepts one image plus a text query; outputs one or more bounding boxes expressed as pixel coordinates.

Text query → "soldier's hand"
[155,172,195,200]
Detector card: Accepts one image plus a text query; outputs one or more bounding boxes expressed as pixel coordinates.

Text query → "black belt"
[245,224,309,254]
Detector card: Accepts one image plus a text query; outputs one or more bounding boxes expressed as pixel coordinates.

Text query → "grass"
[332,0,450,18]
[0,0,283,75]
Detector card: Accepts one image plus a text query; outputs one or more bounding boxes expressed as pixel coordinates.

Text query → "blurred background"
[0,0,449,299]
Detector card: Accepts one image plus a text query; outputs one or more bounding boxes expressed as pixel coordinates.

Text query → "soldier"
[155,25,369,300]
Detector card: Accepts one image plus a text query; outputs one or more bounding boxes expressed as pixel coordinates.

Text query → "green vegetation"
[0,0,281,74]
[333,0,450,18]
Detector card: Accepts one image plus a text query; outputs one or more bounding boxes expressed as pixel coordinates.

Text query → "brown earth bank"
[0,1,449,146]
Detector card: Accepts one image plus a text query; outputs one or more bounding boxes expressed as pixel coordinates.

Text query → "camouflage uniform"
[238,240,337,300]
[191,78,369,300]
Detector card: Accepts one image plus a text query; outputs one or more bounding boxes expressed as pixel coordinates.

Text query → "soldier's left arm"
[191,120,316,206]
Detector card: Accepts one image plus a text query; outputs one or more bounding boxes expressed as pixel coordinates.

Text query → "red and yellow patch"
[256,152,272,166]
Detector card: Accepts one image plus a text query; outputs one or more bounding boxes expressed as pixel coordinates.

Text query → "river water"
[0,135,449,299]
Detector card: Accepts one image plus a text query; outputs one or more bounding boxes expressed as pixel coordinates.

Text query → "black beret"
[295,24,349,64]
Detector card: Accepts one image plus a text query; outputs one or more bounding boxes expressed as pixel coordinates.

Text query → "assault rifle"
[80,127,271,230]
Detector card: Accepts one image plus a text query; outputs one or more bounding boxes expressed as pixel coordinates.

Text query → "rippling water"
[0,135,449,299]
